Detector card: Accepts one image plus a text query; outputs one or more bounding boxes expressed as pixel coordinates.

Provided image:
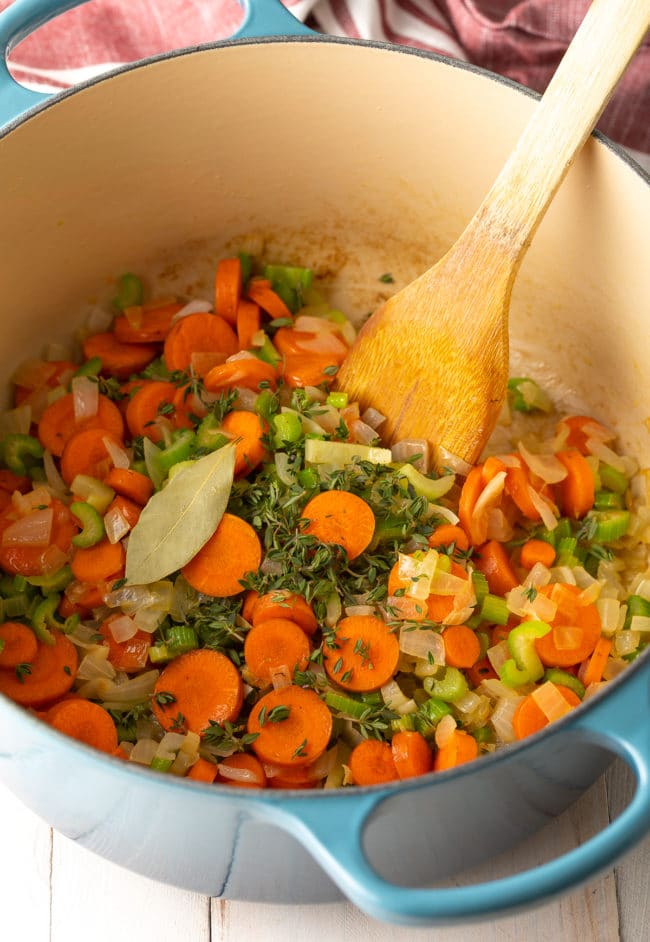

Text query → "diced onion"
[613,630,640,656]
[436,446,472,477]
[486,641,510,673]
[380,679,417,714]
[102,436,130,469]
[361,407,386,430]
[551,566,577,585]
[398,550,438,600]
[428,569,469,598]
[454,691,482,715]
[129,739,159,765]
[629,615,650,634]
[294,315,341,334]
[391,440,429,473]
[159,731,187,753]
[531,682,574,721]
[0,404,32,436]
[71,375,99,421]
[76,646,116,682]
[524,563,552,589]
[172,299,213,321]
[486,508,513,542]
[478,678,521,700]
[431,504,460,526]
[43,449,68,498]
[2,507,53,546]
[104,506,131,544]
[602,657,629,681]
[435,713,457,748]
[233,388,259,412]
[270,664,292,689]
[85,305,114,333]
[490,696,523,743]
[274,452,297,486]
[471,471,506,539]
[596,597,621,636]
[349,419,379,446]
[585,438,626,472]
[12,485,52,515]
[344,604,375,617]
[517,441,567,484]
[218,762,259,784]
[109,614,138,643]
[40,545,69,574]
[527,487,558,530]
[399,627,445,664]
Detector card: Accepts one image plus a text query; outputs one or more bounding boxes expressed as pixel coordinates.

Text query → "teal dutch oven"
[0,0,649,926]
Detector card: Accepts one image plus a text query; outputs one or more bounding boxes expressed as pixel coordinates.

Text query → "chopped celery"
[507,377,552,413]
[556,536,579,566]
[30,593,63,646]
[263,264,313,314]
[599,463,628,494]
[325,691,369,719]
[326,391,348,410]
[624,595,650,628]
[254,335,282,367]
[543,668,585,699]
[73,357,102,378]
[113,272,143,310]
[588,510,630,542]
[500,620,551,687]
[297,468,319,490]
[471,571,490,606]
[594,490,624,511]
[273,412,303,447]
[166,626,198,656]
[2,433,43,476]
[71,501,106,548]
[196,414,231,453]
[148,644,172,664]
[391,714,417,733]
[304,438,392,467]
[423,667,468,702]
[3,595,31,618]
[71,474,115,513]
[254,389,280,423]
[397,464,455,502]
[414,696,453,737]
[25,565,73,593]
[150,756,174,773]
[238,251,253,286]
[479,593,509,626]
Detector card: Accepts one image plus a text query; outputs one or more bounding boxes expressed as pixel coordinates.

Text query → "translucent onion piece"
[527,487,558,530]
[104,506,131,545]
[494,453,521,469]
[596,597,621,636]
[71,375,99,421]
[270,664,292,690]
[478,678,521,700]
[303,385,327,403]
[311,404,342,434]
[40,545,69,574]
[86,305,114,333]
[234,387,259,412]
[172,299,212,321]
[109,614,138,643]
[99,669,159,704]
[11,358,56,389]
[274,452,297,486]
[306,744,338,781]
[435,713,457,748]
[398,550,438,600]
[491,696,523,743]
[442,606,476,627]
[486,508,513,542]
[102,435,130,469]
[391,440,429,473]
[585,438,626,473]
[324,592,342,628]
[344,604,375,617]
[531,682,574,721]
[399,627,445,664]
[524,562,552,589]
[436,446,472,477]
[517,441,567,484]
[134,608,165,633]
[582,421,615,443]
[43,449,68,498]
[578,580,601,605]
[431,503,460,526]
[0,404,32,436]
[250,329,266,348]
[77,646,116,682]
[294,315,342,334]
[428,569,469,598]
[12,485,52,515]
[454,691,482,715]
[361,407,386,430]
[551,566,577,585]
[2,507,53,546]
[281,406,324,436]
[218,763,259,784]
[129,738,159,765]
[471,471,506,541]
[613,629,640,656]
[381,679,411,712]
[629,615,650,634]
[602,657,629,681]
[486,640,510,673]
[506,586,556,623]
[582,681,609,700]
[553,624,583,650]
[159,731,186,753]
[350,419,379,446]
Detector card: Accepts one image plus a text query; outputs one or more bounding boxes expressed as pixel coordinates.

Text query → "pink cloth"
[2,0,649,154]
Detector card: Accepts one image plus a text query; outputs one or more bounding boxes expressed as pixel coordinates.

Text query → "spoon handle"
[473,0,649,265]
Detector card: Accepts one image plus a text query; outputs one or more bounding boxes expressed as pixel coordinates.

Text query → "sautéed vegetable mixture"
[0,255,648,788]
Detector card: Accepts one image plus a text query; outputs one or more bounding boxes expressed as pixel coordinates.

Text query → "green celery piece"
[263,264,313,314]
[2,433,43,476]
[73,357,102,378]
[325,691,370,719]
[113,272,143,310]
[589,510,631,542]
[479,593,509,625]
[26,565,73,593]
[166,626,198,656]
[71,501,106,548]
[507,377,552,413]
[272,412,302,447]
[397,463,455,502]
[254,335,282,368]
[543,668,585,699]
[30,593,64,646]
[500,620,552,687]
[599,463,628,494]
[424,667,468,703]
[594,490,624,511]
[196,414,231,453]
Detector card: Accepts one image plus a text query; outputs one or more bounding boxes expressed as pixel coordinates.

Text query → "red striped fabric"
[2,0,648,155]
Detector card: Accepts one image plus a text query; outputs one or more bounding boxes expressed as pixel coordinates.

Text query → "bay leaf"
[125,443,236,586]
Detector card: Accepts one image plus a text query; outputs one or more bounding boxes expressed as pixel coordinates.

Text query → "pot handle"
[0,0,313,129]
[273,663,650,925]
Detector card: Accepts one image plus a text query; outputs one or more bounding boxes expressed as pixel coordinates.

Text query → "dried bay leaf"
[125,443,236,586]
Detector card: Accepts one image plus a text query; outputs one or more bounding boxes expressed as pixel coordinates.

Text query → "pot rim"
[1,31,648,188]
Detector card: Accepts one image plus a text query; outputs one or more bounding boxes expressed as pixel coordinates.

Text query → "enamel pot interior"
[1,37,649,918]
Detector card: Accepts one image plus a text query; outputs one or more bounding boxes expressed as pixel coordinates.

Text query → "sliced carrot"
[556,415,613,456]
[282,352,338,389]
[0,630,77,707]
[182,512,262,597]
[46,697,118,754]
[520,539,556,570]
[301,491,375,561]
[512,685,581,740]
[215,257,243,326]
[504,462,542,520]
[172,383,201,430]
[251,590,318,636]
[244,618,311,686]
[125,380,178,443]
[163,313,238,374]
[490,624,511,646]
[99,617,150,672]
[428,524,469,553]
[482,456,508,484]
[221,410,268,478]
[246,278,293,320]
[0,499,77,577]
[83,332,157,380]
[187,757,219,784]
[442,624,481,669]
[247,686,332,767]
[203,358,277,394]
[534,584,602,667]
[71,538,125,584]
[555,450,595,519]
[433,729,478,771]
[467,656,498,687]
[458,466,485,544]
[426,593,456,623]
[349,738,398,786]
[217,752,267,789]
[104,467,154,505]
[0,621,38,668]
[580,637,613,686]
[152,649,244,735]
[37,392,125,457]
[391,730,433,780]
[60,427,125,486]
[0,469,32,494]
[473,540,519,596]
[323,615,400,693]
[113,301,182,343]
[236,299,262,351]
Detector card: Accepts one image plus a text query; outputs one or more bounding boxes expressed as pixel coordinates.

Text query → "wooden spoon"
[337,0,649,469]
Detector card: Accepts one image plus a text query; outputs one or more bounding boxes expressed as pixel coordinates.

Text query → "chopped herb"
[170,712,187,733]
[153,691,177,708]
[63,665,72,676]
[292,738,308,758]
[15,663,32,683]
[379,273,395,284]
[523,586,538,602]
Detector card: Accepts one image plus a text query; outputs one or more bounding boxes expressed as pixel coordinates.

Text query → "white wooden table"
[1,759,647,941]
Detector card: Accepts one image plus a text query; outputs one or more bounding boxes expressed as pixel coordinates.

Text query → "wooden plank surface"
[2,759,649,941]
